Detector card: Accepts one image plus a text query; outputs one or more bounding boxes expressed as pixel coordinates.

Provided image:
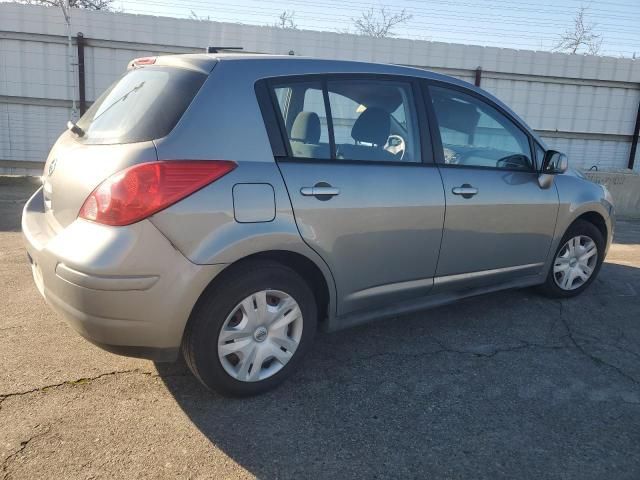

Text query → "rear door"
[265,75,445,316]
[426,83,558,290]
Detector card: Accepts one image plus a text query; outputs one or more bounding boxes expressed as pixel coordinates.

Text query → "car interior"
[278,81,419,162]
[429,87,532,170]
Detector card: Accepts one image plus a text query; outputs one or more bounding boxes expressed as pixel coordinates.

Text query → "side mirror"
[538,150,568,188]
[542,150,568,174]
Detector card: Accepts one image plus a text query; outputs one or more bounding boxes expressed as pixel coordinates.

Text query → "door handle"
[452,184,478,199]
[300,185,340,198]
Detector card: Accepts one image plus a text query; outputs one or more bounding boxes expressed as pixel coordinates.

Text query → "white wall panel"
[1,3,639,172]
[0,104,66,162]
[1,39,69,100]
[540,136,632,171]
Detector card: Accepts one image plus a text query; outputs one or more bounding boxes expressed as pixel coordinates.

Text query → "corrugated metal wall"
[1,3,639,175]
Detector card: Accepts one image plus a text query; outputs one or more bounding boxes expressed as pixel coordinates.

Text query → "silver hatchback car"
[23,54,614,396]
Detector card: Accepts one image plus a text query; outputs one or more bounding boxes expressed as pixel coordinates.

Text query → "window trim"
[257,73,433,166]
[254,80,288,157]
[533,140,547,172]
[423,79,537,174]
[321,77,337,159]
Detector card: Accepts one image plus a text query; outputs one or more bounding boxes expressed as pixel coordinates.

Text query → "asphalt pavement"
[1,179,639,479]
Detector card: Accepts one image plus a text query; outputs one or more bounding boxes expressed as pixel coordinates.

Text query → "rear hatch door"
[42,62,209,229]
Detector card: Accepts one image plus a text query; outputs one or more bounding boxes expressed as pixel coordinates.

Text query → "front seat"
[289,111,329,159]
[339,107,396,161]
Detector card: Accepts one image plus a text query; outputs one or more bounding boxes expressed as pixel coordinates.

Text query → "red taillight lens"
[79,160,236,226]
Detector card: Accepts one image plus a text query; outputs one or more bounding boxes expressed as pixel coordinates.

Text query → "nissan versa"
[22,54,614,396]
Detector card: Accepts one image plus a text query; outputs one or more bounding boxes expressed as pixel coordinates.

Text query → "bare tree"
[554,6,603,55]
[15,0,114,9]
[351,7,412,38]
[189,10,211,21]
[274,10,297,29]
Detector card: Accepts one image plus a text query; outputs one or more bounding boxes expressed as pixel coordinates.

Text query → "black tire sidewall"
[544,220,605,297]
[185,262,317,397]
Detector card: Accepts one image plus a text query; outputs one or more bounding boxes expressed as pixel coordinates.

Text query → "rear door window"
[270,77,422,163]
[273,82,331,159]
[76,66,206,145]
[327,80,420,162]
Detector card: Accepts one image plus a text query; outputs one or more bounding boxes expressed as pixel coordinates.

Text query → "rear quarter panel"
[151,61,337,316]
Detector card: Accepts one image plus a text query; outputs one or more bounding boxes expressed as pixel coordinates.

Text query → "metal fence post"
[628,97,640,170]
[474,67,482,87]
[76,32,87,116]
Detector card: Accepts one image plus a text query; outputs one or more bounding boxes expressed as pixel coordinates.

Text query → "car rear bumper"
[22,188,225,362]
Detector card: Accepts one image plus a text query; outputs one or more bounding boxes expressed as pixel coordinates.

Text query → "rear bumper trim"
[55,262,159,291]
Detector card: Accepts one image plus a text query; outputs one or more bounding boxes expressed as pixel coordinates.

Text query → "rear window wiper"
[67,121,85,138]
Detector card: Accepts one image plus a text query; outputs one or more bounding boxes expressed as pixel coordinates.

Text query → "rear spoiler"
[127,55,218,74]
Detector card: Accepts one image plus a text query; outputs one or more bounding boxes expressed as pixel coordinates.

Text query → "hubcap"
[553,235,598,291]
[217,290,303,382]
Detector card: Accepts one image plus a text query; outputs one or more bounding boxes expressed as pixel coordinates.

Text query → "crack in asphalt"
[0,369,191,476]
[0,369,185,412]
[321,323,640,391]
[0,368,196,405]
[1,425,50,480]
[0,326,22,332]
[429,337,570,358]
[1,306,639,413]
[556,300,640,387]
[327,339,570,376]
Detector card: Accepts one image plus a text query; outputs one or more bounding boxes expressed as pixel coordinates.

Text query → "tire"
[182,260,317,397]
[538,219,605,298]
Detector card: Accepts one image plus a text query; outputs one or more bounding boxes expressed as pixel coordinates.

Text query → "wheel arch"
[574,210,608,243]
[185,249,335,341]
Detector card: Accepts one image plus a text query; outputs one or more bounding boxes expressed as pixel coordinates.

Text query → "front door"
[270,76,445,316]
[427,84,558,290]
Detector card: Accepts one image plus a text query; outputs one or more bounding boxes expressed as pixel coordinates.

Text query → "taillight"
[79,161,236,226]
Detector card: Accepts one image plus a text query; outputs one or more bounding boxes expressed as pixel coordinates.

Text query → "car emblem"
[253,327,268,342]
[48,157,58,176]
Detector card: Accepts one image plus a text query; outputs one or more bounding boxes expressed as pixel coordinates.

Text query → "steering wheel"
[447,148,492,166]
[385,134,406,160]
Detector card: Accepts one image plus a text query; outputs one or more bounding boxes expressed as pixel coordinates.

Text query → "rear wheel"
[539,219,604,298]
[182,260,317,397]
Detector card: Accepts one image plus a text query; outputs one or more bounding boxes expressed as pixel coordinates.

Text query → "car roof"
[153,53,547,148]
[159,53,466,83]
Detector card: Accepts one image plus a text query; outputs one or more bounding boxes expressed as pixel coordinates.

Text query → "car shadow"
[0,177,40,232]
[156,261,640,478]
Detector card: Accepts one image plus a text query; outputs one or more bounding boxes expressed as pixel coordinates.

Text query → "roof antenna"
[206,46,244,53]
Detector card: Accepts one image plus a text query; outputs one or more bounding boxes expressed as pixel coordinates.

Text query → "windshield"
[76,66,206,145]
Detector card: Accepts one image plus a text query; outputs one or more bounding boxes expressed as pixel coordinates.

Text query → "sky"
[109,0,640,58]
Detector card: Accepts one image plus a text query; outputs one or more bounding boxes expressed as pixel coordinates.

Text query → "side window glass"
[429,86,532,171]
[302,88,330,144]
[274,86,291,120]
[273,82,330,159]
[327,80,421,162]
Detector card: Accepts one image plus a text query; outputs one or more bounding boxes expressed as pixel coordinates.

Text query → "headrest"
[291,111,321,144]
[351,107,390,146]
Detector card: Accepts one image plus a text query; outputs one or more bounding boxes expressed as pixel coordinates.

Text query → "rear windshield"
[76,66,206,145]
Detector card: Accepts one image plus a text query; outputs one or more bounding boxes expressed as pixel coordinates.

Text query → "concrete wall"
[584,171,640,219]
[1,3,639,175]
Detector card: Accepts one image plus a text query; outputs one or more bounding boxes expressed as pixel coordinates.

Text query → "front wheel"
[182,260,317,397]
[539,219,605,298]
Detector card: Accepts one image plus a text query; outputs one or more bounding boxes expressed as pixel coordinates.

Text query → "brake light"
[132,56,156,66]
[79,161,236,226]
